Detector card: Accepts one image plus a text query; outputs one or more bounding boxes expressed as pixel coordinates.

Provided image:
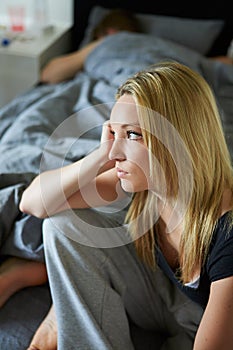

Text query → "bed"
[0,1,232,349]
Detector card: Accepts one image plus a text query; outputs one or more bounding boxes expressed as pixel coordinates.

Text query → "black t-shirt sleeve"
[206,218,233,282]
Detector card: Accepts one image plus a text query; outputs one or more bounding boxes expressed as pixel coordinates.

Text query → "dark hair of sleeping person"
[91,8,141,40]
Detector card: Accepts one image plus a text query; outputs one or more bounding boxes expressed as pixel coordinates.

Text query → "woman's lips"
[116,167,128,178]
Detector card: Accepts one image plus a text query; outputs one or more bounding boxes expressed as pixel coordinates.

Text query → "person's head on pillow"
[91,9,140,40]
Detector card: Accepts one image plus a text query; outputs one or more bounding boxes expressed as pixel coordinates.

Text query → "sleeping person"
[40,9,232,85]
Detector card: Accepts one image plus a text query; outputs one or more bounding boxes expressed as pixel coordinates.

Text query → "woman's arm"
[194,276,233,350]
[19,150,120,218]
[40,39,102,84]
[19,123,123,218]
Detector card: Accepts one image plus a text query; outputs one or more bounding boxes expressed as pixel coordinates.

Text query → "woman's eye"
[110,129,142,140]
[127,131,143,140]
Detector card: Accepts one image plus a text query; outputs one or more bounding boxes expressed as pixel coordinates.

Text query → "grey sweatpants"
[43,208,203,350]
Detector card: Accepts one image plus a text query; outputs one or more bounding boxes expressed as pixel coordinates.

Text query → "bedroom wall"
[0,0,73,30]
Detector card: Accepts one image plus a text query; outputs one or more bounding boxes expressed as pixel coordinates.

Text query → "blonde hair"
[116,61,233,282]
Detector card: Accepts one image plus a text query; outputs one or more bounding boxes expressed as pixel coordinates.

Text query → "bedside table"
[0,24,72,108]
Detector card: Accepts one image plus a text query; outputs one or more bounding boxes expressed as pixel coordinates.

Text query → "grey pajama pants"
[43,207,203,350]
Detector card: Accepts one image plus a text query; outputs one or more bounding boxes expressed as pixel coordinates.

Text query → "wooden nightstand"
[0,24,72,108]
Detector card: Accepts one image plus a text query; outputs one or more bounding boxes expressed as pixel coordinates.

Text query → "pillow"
[80,5,224,55]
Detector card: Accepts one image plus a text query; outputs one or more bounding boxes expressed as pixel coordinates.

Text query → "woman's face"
[109,94,151,193]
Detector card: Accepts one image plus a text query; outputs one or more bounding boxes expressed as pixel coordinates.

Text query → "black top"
[157,211,233,309]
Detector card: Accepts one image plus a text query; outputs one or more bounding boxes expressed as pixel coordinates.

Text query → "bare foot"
[27,304,57,350]
[0,256,47,307]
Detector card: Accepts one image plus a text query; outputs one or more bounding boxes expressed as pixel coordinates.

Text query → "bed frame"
[73,0,233,56]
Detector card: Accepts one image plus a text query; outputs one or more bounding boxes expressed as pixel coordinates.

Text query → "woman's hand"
[100,120,114,152]
[19,120,118,218]
[98,120,115,174]
[101,120,113,142]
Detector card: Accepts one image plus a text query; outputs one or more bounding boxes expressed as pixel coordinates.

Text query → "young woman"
[20,61,233,349]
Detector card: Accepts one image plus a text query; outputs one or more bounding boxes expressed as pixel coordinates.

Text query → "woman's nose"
[109,138,126,161]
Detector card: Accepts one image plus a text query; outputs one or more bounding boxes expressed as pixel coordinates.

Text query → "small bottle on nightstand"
[33,0,49,35]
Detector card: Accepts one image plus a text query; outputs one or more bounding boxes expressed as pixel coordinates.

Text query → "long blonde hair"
[116,61,233,282]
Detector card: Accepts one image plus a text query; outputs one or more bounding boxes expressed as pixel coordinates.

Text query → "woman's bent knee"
[43,208,129,249]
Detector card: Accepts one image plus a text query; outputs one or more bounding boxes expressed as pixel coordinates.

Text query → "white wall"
[47,0,73,26]
[0,0,73,30]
